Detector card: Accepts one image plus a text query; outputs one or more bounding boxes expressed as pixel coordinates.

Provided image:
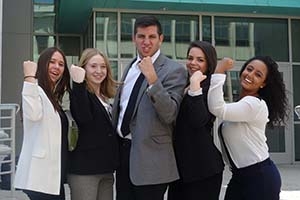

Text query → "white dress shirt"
[117,50,160,138]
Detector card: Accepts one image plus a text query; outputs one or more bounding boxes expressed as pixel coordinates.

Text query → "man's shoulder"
[159,54,184,67]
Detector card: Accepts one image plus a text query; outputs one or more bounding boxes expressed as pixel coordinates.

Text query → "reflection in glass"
[202,16,211,43]
[292,19,300,62]
[59,36,80,57]
[266,126,285,153]
[293,65,300,121]
[33,0,55,33]
[295,105,300,119]
[110,61,118,81]
[33,35,55,61]
[295,124,300,161]
[95,12,118,58]
[86,16,94,48]
[214,17,288,61]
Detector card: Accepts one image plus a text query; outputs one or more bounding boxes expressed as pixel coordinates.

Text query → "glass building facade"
[10,0,300,163]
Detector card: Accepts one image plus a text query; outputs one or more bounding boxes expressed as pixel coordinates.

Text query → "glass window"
[110,61,118,81]
[83,15,94,49]
[266,126,286,152]
[120,13,199,60]
[95,12,118,58]
[120,13,137,58]
[33,0,55,33]
[293,65,300,122]
[295,124,300,161]
[58,36,81,65]
[33,35,56,61]
[292,19,300,62]
[202,16,211,43]
[214,17,288,61]
[224,71,240,102]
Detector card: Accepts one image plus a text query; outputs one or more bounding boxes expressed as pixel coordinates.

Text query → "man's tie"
[121,73,145,137]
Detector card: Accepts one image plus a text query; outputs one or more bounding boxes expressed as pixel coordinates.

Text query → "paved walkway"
[1,164,300,200]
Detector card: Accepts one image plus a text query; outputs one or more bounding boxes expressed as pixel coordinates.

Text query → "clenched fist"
[215,57,234,74]
[189,70,207,92]
[23,61,37,77]
[70,64,86,83]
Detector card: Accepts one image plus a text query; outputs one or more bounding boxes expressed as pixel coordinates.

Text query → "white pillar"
[190,20,196,41]
[249,22,255,57]
[171,19,176,59]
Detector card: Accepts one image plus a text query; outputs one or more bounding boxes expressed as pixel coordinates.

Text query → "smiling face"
[84,54,107,88]
[48,51,65,84]
[240,59,268,97]
[186,47,208,76]
[133,25,163,58]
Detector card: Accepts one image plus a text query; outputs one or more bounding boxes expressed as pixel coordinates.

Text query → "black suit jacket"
[69,82,119,174]
[173,76,224,182]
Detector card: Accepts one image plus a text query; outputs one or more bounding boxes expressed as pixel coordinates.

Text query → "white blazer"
[14,82,62,195]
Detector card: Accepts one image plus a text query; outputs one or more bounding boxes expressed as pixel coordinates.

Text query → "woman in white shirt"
[15,47,71,200]
[208,56,288,200]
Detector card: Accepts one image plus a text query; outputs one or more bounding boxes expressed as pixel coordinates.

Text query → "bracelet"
[24,75,36,79]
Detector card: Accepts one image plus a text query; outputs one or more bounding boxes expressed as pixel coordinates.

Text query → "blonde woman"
[68,48,119,200]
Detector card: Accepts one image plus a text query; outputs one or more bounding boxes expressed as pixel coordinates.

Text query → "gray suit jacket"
[112,53,188,185]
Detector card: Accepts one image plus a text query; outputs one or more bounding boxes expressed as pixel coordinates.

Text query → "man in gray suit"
[112,15,187,200]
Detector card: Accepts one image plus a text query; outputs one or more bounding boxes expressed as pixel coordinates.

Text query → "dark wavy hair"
[239,55,289,127]
[186,40,217,76]
[36,47,71,111]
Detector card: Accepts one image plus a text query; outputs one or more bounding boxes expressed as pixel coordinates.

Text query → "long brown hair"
[35,47,71,111]
[78,48,118,99]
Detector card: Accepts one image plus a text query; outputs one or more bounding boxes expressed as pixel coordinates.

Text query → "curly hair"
[239,56,289,127]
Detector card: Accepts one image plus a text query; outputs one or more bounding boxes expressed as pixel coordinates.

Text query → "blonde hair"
[78,48,118,99]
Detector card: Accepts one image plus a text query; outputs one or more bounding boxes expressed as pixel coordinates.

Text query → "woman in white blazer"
[14,47,71,200]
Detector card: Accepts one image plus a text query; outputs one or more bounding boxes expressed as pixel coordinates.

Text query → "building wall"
[2,0,32,154]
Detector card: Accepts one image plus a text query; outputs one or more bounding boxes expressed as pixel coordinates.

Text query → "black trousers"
[167,172,223,200]
[23,184,65,200]
[225,158,281,200]
[116,137,168,200]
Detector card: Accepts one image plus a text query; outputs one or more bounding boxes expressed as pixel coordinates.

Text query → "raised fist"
[215,57,234,74]
[70,64,86,83]
[23,61,37,77]
[189,70,207,92]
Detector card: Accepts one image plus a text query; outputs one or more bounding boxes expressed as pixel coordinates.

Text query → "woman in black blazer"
[168,41,224,200]
[68,48,119,200]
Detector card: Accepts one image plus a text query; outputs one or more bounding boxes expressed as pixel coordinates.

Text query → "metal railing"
[0,104,19,192]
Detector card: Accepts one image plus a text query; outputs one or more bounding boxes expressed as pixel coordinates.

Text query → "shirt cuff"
[188,88,203,96]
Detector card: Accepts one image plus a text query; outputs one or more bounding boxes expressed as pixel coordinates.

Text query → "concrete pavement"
[1,164,300,200]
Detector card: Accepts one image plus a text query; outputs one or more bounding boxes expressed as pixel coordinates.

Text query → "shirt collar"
[137,49,160,64]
